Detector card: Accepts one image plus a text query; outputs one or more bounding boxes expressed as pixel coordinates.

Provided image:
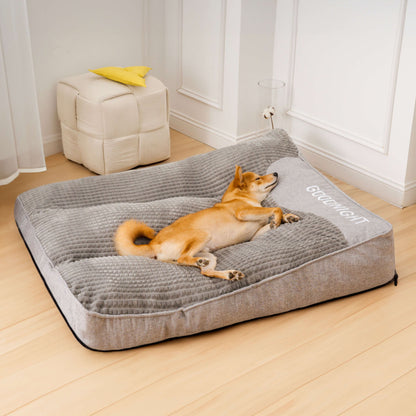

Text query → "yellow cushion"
[89,66,151,87]
[125,66,151,77]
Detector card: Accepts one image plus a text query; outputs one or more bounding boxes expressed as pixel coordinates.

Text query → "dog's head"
[227,165,278,202]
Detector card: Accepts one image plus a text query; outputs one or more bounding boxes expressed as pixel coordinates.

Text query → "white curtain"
[0,0,45,185]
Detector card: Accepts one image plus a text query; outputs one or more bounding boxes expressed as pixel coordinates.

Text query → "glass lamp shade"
[257,79,285,134]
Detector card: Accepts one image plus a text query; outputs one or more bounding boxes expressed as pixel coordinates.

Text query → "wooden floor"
[1,129,415,415]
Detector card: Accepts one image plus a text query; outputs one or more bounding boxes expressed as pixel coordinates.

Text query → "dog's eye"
[255,177,261,181]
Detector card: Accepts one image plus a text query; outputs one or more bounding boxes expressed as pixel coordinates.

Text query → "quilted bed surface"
[17,130,347,314]
[15,130,395,350]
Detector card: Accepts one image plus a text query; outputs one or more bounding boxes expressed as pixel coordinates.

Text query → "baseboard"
[43,134,63,157]
[169,110,235,148]
[294,136,413,208]
[403,180,416,207]
[169,110,265,149]
[237,128,271,143]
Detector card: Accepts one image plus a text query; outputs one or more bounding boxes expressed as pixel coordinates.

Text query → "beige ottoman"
[57,73,170,174]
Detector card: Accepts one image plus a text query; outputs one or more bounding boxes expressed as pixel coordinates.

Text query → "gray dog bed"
[15,130,396,350]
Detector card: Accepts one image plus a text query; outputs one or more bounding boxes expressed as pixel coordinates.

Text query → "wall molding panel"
[177,0,226,109]
[293,135,407,207]
[285,0,407,155]
[286,110,387,153]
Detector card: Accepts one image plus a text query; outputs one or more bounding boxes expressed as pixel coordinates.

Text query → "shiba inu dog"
[114,166,299,280]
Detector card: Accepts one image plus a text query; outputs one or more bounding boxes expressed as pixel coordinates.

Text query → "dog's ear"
[233,165,244,188]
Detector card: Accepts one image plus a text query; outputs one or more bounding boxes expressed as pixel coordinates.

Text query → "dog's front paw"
[228,270,245,281]
[269,219,279,229]
[283,213,300,224]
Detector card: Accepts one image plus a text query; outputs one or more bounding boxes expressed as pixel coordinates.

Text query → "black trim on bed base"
[393,271,399,286]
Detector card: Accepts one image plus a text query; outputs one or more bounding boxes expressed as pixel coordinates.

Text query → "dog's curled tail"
[114,219,156,257]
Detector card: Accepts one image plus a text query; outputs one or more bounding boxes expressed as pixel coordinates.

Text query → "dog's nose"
[273,172,278,177]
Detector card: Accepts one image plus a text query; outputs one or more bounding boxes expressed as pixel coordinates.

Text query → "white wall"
[274,0,416,207]
[404,104,416,206]
[163,0,242,147]
[161,0,277,146]
[154,0,415,205]
[237,0,276,137]
[23,0,415,206]
[26,0,146,155]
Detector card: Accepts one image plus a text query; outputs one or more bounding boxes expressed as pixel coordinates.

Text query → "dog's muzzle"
[265,173,278,189]
[266,178,278,190]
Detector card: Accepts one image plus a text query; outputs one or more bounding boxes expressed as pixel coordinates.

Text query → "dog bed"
[15,129,396,351]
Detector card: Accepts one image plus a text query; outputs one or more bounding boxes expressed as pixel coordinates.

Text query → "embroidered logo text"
[306,186,369,224]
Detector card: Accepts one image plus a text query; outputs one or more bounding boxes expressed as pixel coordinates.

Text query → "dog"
[114,165,300,280]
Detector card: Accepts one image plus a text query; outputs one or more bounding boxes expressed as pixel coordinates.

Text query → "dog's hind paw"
[197,258,210,268]
[228,270,245,281]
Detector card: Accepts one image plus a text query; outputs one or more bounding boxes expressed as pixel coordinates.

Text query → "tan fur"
[114,166,299,280]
